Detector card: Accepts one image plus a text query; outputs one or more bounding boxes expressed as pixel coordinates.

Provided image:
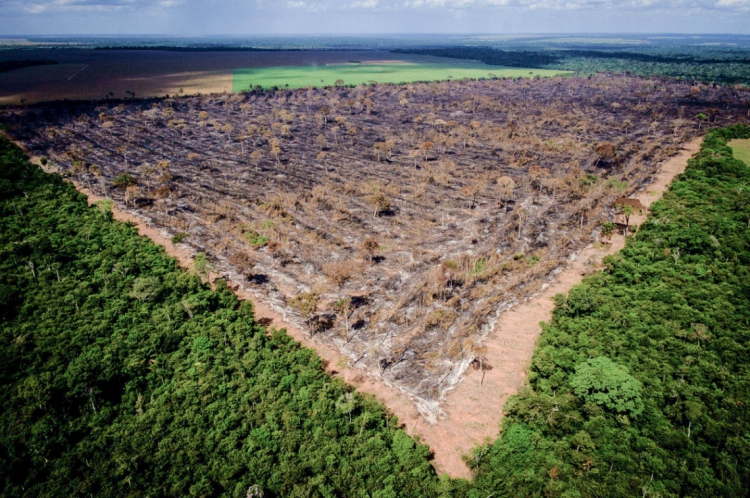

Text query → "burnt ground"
[5,74,748,418]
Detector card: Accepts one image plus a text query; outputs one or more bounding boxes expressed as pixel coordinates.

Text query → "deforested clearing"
[730,138,750,166]
[6,74,748,418]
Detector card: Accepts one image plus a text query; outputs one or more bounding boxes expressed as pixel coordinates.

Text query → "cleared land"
[5,75,748,426]
[0,48,466,105]
[232,62,565,91]
[730,138,750,165]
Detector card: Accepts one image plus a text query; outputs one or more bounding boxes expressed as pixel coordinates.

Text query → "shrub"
[113,173,136,188]
[171,232,188,244]
[245,230,269,248]
[289,292,318,320]
[193,252,212,278]
[323,260,362,287]
[471,257,488,276]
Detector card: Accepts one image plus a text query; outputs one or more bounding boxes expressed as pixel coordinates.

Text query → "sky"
[1,0,749,36]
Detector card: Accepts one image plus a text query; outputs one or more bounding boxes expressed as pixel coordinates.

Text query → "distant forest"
[394,47,750,66]
[392,48,560,68]
[94,46,302,52]
[393,47,750,84]
[2,121,750,496]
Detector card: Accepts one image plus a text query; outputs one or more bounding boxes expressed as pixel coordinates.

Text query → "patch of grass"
[607,178,629,192]
[335,356,351,370]
[470,257,488,276]
[232,62,568,92]
[730,138,750,166]
[527,254,541,267]
[245,229,269,248]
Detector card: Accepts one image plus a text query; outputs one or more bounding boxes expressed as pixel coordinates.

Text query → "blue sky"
[1,0,749,35]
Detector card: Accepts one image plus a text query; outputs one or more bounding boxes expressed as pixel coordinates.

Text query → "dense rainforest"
[2,124,750,497]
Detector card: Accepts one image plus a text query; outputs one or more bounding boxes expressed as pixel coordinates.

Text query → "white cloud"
[716,0,750,7]
[21,0,134,13]
[4,0,750,32]
[284,0,330,10]
[404,0,469,7]
[9,0,750,15]
[26,3,48,13]
[399,0,750,8]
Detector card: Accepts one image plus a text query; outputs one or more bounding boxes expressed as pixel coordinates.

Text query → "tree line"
[393,46,750,85]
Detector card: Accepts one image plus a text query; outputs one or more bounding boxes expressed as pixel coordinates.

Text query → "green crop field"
[232,62,568,91]
[730,138,750,166]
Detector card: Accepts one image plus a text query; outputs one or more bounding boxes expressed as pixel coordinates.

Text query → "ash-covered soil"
[6,74,748,416]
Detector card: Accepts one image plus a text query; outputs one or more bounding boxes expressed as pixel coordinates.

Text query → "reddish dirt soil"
[6,133,702,479]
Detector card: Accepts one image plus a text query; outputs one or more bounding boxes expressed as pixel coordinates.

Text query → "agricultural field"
[730,138,750,165]
[0,48,474,105]
[232,61,566,91]
[4,74,748,419]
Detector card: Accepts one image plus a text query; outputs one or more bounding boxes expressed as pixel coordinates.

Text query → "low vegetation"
[232,62,565,92]
[730,138,750,166]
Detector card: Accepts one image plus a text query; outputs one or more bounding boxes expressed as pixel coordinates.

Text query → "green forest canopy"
[2,123,750,497]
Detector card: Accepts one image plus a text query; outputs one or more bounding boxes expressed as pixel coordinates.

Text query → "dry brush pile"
[7,74,749,417]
